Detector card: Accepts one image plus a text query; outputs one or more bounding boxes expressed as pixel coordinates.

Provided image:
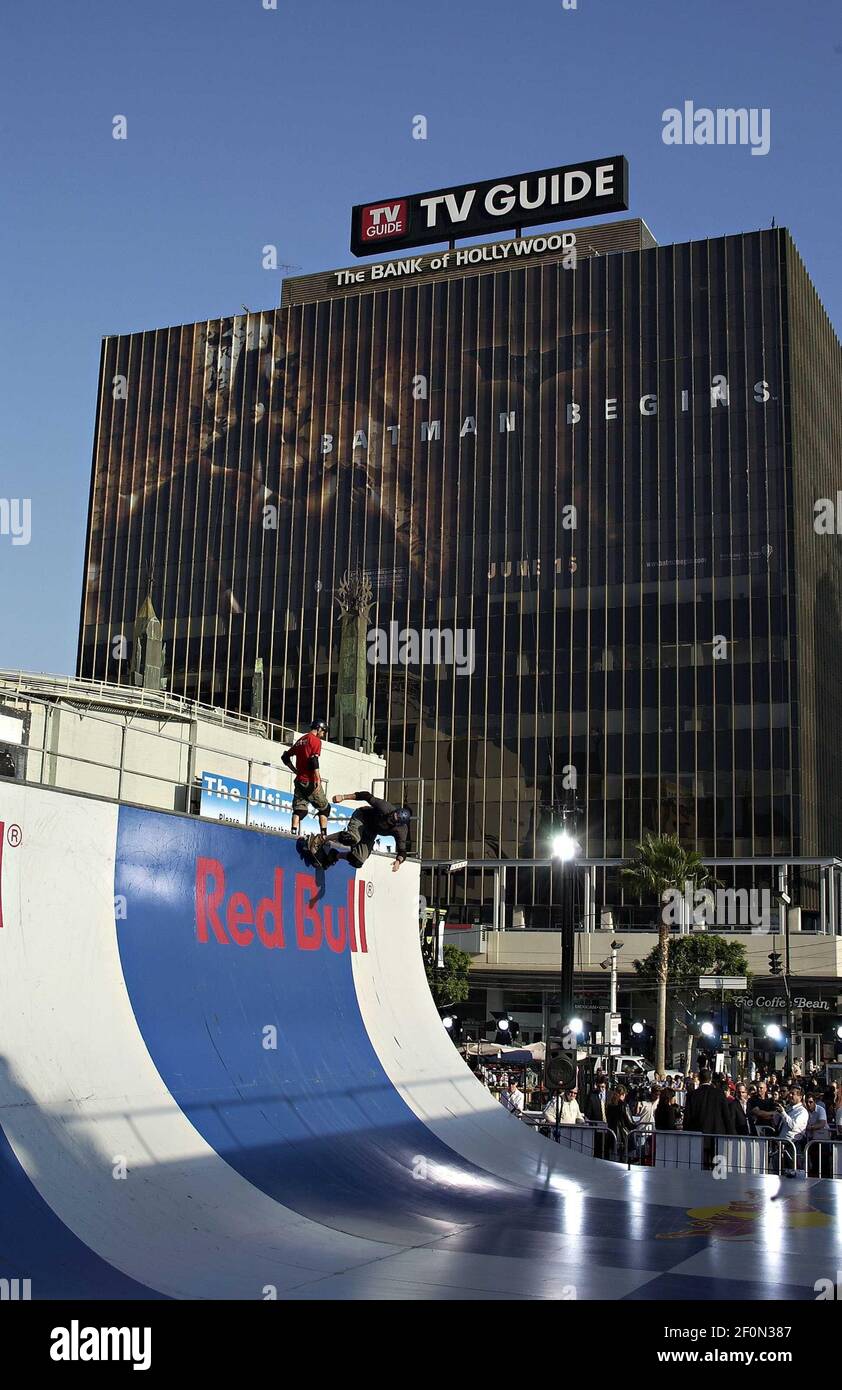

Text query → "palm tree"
[621,834,717,1075]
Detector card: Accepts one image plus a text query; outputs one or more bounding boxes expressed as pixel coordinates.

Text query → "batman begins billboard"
[80,224,810,888]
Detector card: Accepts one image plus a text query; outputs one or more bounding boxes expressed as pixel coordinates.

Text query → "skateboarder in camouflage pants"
[303,792,411,873]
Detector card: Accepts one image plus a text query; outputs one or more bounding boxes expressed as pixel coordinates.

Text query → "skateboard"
[297,834,338,869]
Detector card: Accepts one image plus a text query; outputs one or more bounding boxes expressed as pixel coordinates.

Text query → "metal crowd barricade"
[625,1127,799,1174]
[714,1133,798,1176]
[549,1121,619,1161]
[804,1139,842,1178]
[625,1121,656,1167]
[650,1129,704,1170]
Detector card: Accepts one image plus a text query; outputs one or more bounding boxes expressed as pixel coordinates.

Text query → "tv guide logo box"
[359,199,409,245]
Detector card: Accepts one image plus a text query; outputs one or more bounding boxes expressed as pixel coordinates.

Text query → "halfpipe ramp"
[0,782,838,1300]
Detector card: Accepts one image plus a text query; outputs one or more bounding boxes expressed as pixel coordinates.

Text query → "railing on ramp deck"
[0,683,421,861]
[0,669,293,741]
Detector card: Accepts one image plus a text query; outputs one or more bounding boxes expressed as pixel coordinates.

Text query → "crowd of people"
[488,1063,842,1170]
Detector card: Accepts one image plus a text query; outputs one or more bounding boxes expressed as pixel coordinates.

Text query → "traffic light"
[768,951,783,976]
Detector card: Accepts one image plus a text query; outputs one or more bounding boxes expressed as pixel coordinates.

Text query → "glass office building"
[78,220,842,925]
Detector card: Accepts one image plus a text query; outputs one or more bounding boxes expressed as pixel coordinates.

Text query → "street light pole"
[554,800,582,1027]
[775,878,793,1074]
[560,858,574,1025]
[600,940,624,1054]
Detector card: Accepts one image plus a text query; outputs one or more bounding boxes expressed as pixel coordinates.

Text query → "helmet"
[393,807,411,825]
[310,719,329,736]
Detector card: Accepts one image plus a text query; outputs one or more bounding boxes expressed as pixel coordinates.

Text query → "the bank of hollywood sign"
[334,231,578,286]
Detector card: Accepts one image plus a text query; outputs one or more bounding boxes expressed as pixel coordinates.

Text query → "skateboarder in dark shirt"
[303,791,411,873]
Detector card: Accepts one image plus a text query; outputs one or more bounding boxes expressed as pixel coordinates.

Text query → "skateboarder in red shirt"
[281,720,330,836]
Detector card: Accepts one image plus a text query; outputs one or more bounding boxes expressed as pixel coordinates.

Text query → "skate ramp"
[0,781,838,1301]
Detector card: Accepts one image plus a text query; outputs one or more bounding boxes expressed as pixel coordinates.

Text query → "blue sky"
[2,0,841,673]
